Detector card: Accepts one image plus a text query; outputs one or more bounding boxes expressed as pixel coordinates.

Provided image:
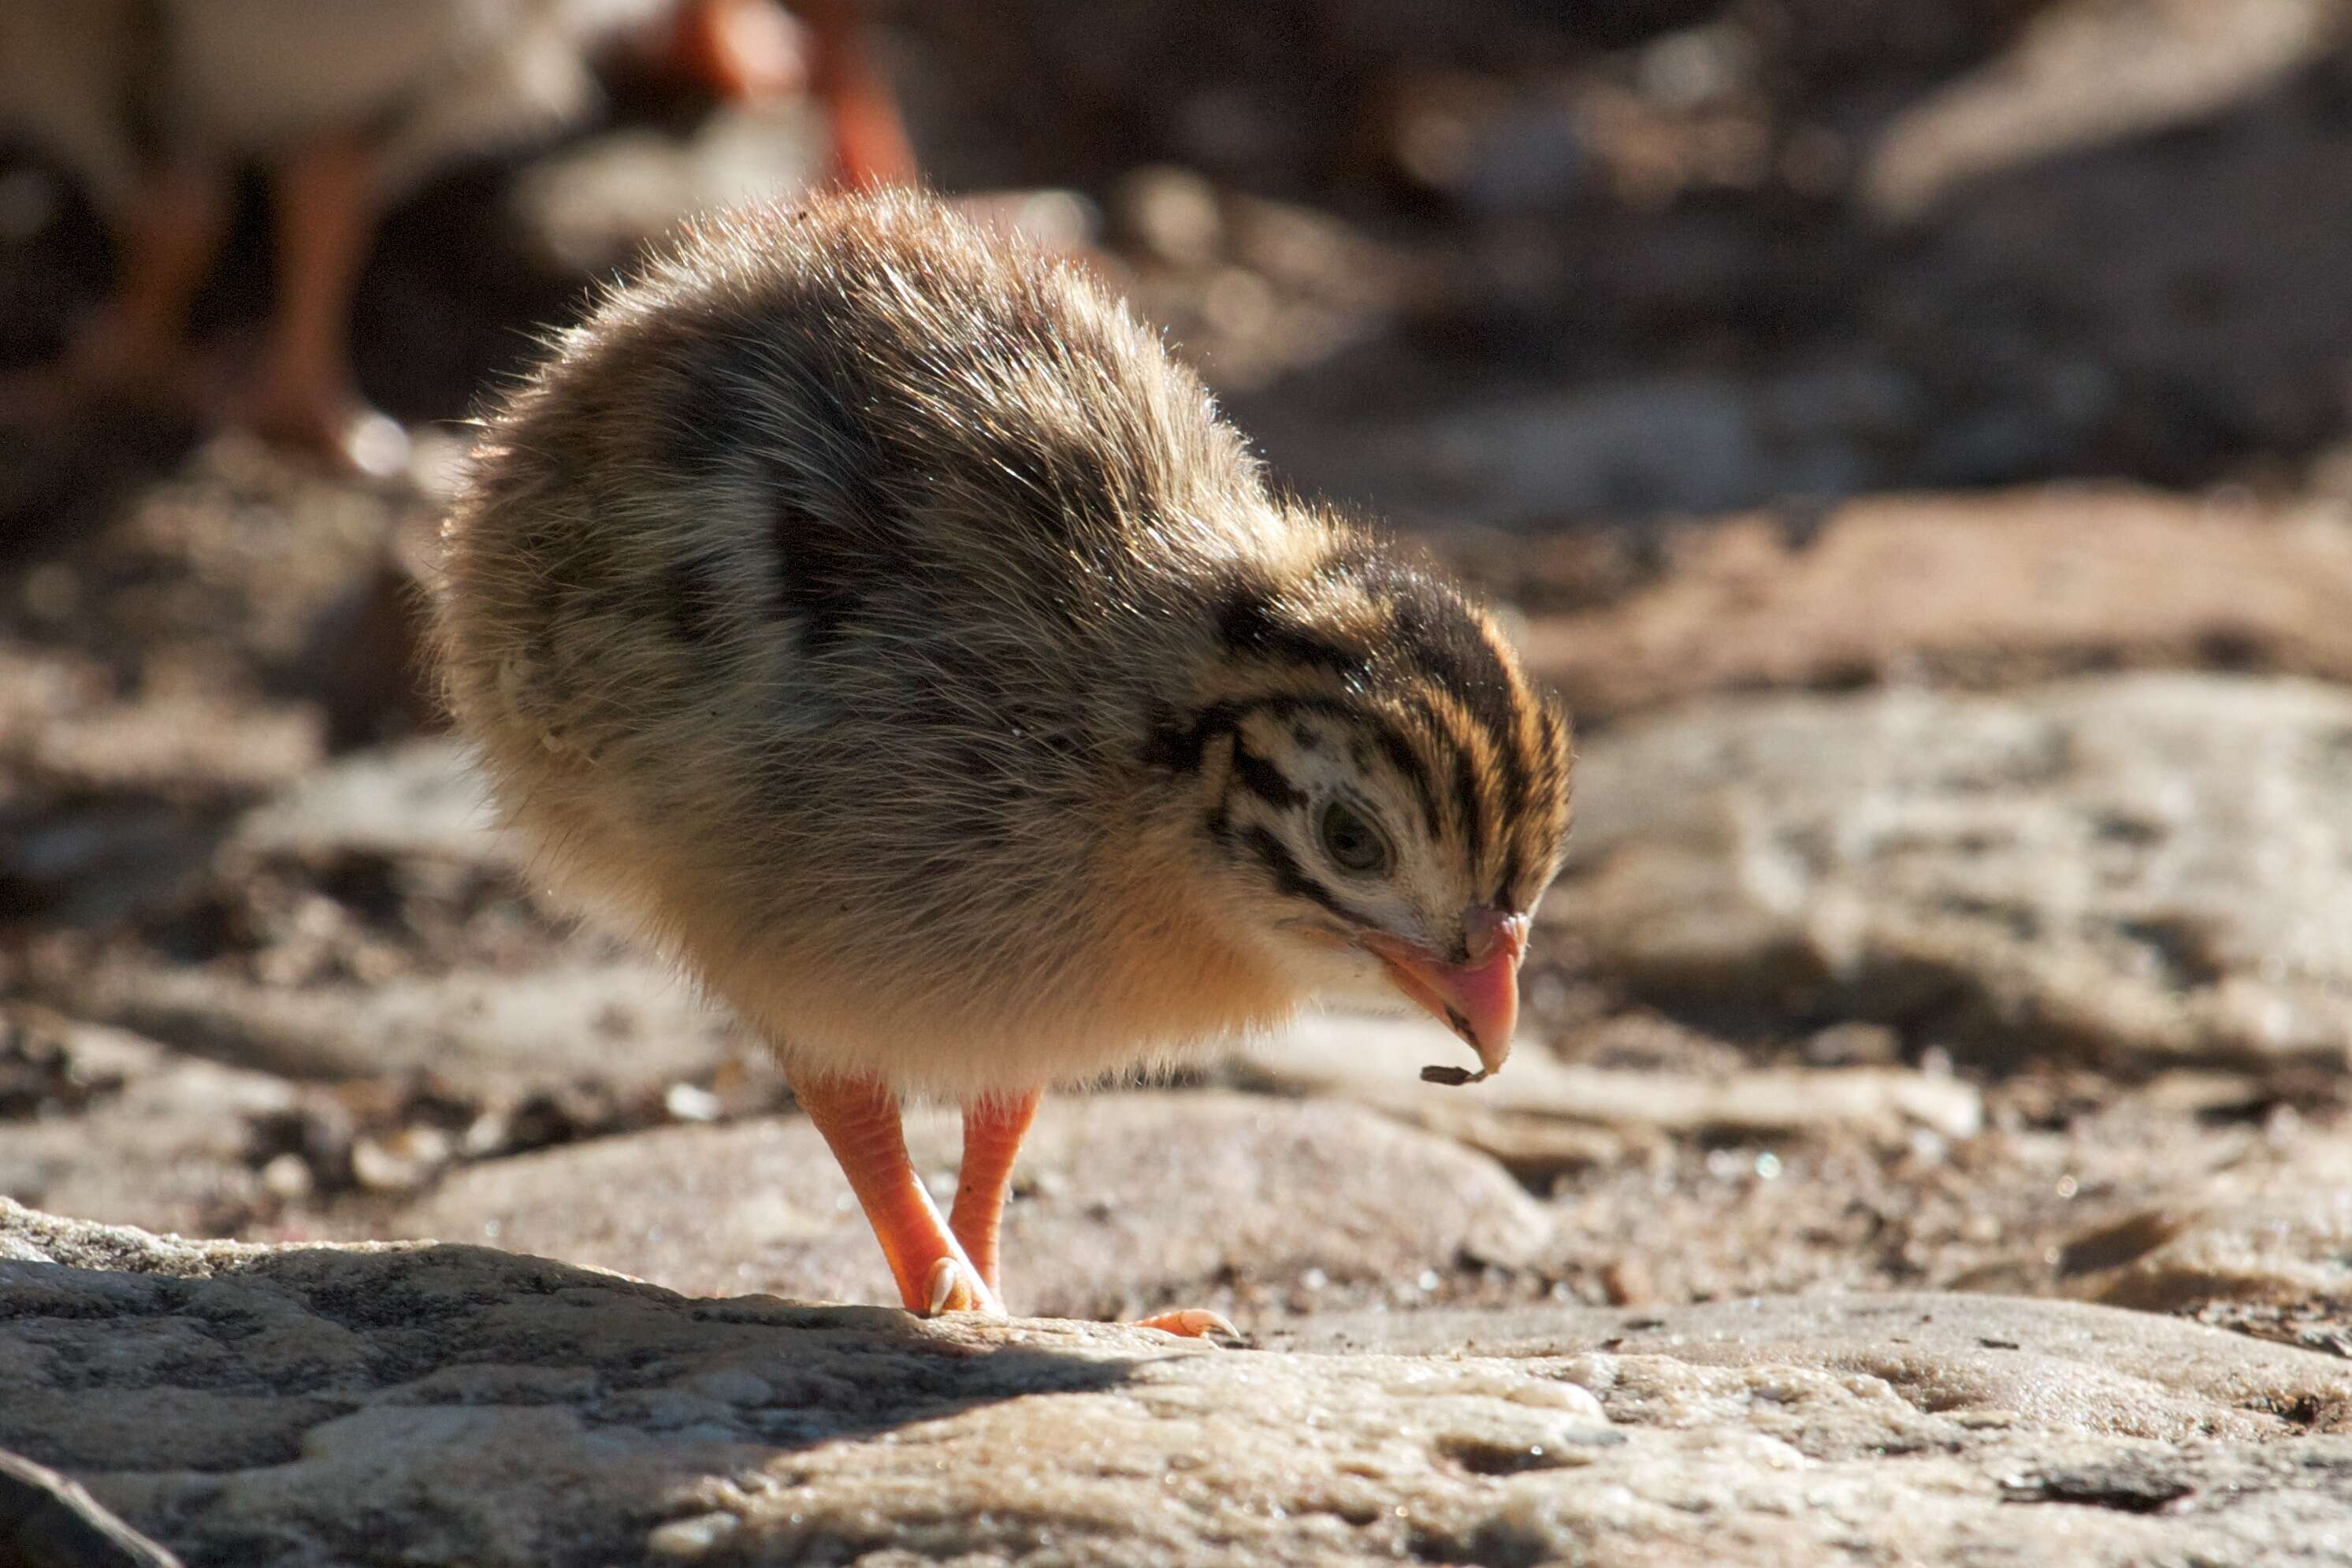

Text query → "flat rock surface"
[6,1202,2350,1568]
[1558,671,2352,1068]
[47,957,738,1092]
[376,1092,1554,1321]
[1523,489,2352,719]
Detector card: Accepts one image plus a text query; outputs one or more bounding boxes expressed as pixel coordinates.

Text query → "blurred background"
[2,0,2349,1343]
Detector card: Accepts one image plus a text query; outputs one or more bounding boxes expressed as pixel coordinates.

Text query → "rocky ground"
[8,2,2352,1565]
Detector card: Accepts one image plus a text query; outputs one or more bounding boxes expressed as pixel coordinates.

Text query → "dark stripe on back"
[763,359,916,654]
[659,555,729,645]
[667,294,920,657]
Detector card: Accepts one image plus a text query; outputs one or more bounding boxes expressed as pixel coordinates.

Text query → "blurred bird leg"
[244,132,410,477]
[64,160,227,410]
[799,0,916,189]
[793,1072,1004,1317]
[949,1089,1042,1293]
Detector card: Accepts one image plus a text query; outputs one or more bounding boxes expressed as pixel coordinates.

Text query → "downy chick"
[435,190,1573,1330]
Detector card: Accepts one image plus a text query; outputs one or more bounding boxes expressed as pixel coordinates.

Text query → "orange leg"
[949,1090,1041,1293]
[793,1073,1000,1316]
[797,0,918,190]
[247,132,408,476]
[64,160,228,408]
[949,1087,1236,1339]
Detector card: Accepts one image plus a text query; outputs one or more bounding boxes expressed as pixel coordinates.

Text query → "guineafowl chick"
[435,190,1573,1332]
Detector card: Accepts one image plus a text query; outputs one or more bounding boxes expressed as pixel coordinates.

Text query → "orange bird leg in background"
[64,160,227,407]
[949,1090,1042,1293]
[792,1073,1000,1316]
[797,0,918,190]
[247,131,409,477]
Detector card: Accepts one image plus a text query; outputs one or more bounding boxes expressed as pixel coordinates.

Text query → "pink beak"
[1361,905,1530,1080]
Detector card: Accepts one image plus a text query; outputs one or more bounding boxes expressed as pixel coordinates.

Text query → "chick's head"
[1146,526,1574,1075]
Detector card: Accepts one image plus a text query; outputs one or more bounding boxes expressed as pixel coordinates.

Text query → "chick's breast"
[439,196,1294,1094]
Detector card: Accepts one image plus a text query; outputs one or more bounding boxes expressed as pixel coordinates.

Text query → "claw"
[1129,1308,1240,1339]
[921,1257,1003,1317]
[924,1257,966,1314]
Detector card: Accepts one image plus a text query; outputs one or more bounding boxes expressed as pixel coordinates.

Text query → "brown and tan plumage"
[435,190,1572,1330]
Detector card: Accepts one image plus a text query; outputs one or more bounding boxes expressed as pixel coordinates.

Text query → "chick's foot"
[794,1072,999,1318]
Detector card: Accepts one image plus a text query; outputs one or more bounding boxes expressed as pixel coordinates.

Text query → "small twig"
[0,1451,184,1568]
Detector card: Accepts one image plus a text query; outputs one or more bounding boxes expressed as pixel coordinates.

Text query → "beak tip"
[1367,921,1525,1086]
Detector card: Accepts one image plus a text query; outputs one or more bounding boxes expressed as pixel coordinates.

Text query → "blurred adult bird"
[0,0,667,471]
[435,191,1573,1330]
[0,0,911,474]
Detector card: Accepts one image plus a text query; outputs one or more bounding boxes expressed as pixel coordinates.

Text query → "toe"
[1128,1308,1241,1339]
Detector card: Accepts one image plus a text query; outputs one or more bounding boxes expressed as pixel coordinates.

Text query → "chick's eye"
[1318,800,1392,877]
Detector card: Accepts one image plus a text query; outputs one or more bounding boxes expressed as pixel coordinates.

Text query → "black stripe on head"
[1139,699,1240,775]
[1444,719,1489,865]
[1142,692,1354,775]
[1334,543,1532,818]
[1373,726,1444,842]
[1494,713,1533,829]
[1242,826,1377,926]
[1495,699,1574,901]
[1140,708,1202,774]
[1215,573,1374,682]
[1377,577,1517,737]
[1230,744,1306,812]
[1395,596,1533,825]
[1146,693,1455,872]
[1540,703,1573,800]
[1227,692,1447,855]
[1496,844,1525,908]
